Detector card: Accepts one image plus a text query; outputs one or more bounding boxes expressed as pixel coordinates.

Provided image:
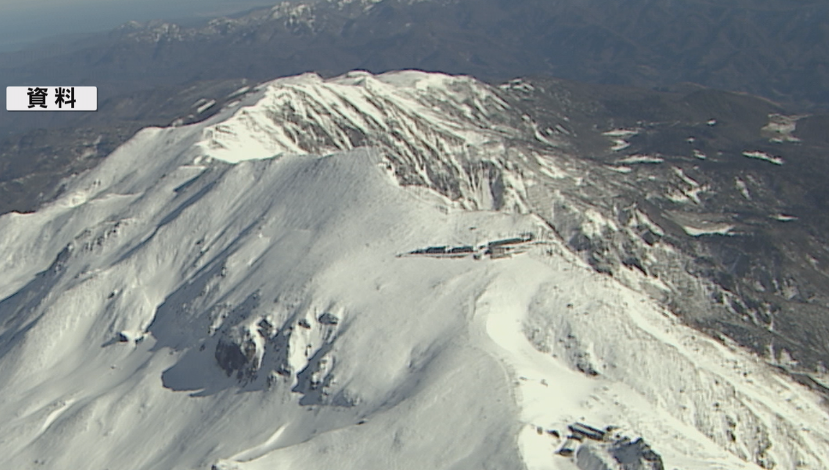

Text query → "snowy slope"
[196,70,535,211]
[0,71,828,470]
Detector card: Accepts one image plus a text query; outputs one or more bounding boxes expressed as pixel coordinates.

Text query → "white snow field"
[1,71,828,470]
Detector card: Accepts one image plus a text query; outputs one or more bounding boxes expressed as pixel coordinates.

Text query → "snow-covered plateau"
[1,71,828,470]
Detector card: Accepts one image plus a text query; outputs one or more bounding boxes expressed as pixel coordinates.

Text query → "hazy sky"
[0,0,276,51]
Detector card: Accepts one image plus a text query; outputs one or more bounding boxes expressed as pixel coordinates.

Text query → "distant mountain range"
[2,0,828,117]
[3,0,828,192]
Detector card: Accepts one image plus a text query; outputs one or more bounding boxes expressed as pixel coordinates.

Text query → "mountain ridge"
[2,0,827,120]
[1,70,829,469]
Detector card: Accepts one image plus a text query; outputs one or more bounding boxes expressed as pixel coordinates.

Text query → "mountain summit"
[1,71,828,470]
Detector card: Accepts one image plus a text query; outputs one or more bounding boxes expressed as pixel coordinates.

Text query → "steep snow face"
[196,70,538,212]
[0,142,529,470]
[0,71,828,470]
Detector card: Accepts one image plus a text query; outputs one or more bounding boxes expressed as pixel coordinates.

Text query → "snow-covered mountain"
[1,71,828,470]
